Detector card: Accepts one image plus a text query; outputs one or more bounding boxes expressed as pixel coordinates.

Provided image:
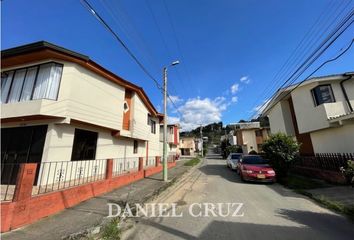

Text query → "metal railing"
[145,157,157,168]
[32,159,107,196]
[112,157,139,176]
[1,163,21,201]
[295,153,353,172]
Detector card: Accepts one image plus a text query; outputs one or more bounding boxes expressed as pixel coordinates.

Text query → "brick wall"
[1,156,176,232]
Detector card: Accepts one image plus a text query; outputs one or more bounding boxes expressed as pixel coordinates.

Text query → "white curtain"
[32,63,52,100]
[7,69,26,103]
[1,71,14,103]
[45,64,62,99]
[20,67,38,101]
[32,63,62,100]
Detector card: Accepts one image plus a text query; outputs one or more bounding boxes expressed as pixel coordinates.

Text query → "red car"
[237,155,276,183]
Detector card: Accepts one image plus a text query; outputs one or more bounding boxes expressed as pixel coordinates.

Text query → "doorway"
[1,125,48,184]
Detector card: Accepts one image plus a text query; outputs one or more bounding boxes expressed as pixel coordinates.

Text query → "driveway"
[124,150,354,240]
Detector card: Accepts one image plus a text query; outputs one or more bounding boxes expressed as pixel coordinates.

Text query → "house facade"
[159,124,180,158]
[227,122,270,153]
[262,73,354,154]
[1,41,164,184]
[179,137,196,156]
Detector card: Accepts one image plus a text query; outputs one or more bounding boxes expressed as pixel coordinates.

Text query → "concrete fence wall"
[0,156,175,233]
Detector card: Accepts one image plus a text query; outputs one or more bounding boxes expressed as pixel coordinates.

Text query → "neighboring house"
[227,122,270,153]
[179,137,196,156]
[262,73,354,154]
[159,124,180,157]
[1,41,163,184]
[195,138,203,153]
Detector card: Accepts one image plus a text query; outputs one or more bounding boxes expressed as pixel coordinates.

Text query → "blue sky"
[2,0,354,131]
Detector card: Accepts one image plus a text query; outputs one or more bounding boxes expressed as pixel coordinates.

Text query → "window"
[170,127,174,134]
[123,101,129,113]
[71,129,98,161]
[133,140,138,154]
[311,85,335,106]
[150,119,156,134]
[1,62,63,104]
[255,130,263,137]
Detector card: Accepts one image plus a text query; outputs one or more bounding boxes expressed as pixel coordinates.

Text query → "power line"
[249,0,350,114]
[262,38,354,118]
[249,8,354,119]
[80,0,183,119]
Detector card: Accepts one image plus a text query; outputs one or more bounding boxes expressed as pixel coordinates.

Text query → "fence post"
[13,163,37,202]
[138,157,144,171]
[106,159,113,180]
[155,156,161,167]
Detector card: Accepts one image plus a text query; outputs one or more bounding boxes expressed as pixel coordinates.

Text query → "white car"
[226,153,242,170]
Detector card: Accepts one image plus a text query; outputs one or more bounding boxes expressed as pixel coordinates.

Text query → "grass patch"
[281,174,328,190]
[100,218,121,240]
[285,175,354,221]
[184,158,201,167]
[305,194,354,221]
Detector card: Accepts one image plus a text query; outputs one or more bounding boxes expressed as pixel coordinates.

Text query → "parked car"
[226,153,242,170]
[237,155,276,183]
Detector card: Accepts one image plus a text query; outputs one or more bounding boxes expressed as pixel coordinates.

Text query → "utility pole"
[200,125,203,157]
[163,67,168,182]
[162,61,179,182]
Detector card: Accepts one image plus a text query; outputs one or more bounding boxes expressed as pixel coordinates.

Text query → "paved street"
[124,150,354,240]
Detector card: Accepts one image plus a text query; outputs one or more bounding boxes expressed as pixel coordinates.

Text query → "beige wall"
[2,60,161,158]
[310,123,354,153]
[291,80,353,134]
[241,130,258,153]
[268,101,295,136]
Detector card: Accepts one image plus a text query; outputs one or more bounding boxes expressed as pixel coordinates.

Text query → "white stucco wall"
[291,80,352,134]
[310,124,354,153]
[268,101,295,136]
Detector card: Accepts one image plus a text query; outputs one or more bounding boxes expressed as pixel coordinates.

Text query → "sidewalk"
[307,186,354,207]
[2,160,192,240]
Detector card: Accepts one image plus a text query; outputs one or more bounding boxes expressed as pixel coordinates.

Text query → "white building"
[262,73,354,154]
[1,41,164,185]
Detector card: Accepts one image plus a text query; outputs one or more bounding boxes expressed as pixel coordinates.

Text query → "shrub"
[223,145,243,158]
[340,160,354,187]
[262,133,300,179]
[248,150,258,155]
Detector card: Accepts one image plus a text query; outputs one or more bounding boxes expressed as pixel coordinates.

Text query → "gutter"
[340,74,353,113]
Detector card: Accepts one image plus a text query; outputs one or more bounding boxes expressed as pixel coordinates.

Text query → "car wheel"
[240,173,245,182]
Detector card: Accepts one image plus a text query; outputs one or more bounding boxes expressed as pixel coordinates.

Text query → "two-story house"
[179,137,196,156]
[159,124,180,158]
[262,73,354,154]
[227,122,270,153]
[1,41,163,183]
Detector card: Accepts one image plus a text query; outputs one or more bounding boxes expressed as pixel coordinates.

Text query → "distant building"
[227,122,270,153]
[179,137,196,156]
[262,73,354,154]
[160,124,180,158]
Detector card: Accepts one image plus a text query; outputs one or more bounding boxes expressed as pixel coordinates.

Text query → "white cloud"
[168,95,183,104]
[252,99,271,118]
[231,96,238,103]
[167,116,180,125]
[171,97,228,131]
[240,76,251,84]
[230,83,239,94]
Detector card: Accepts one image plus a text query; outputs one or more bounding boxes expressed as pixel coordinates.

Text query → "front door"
[1,125,47,184]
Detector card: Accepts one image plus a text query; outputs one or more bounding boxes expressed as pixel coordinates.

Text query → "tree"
[262,133,300,179]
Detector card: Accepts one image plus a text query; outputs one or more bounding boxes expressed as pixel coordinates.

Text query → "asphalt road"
[124,150,354,240]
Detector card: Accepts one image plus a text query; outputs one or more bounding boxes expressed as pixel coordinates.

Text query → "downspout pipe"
[340,74,353,113]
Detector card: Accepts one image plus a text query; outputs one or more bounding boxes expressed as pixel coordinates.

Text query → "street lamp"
[163,60,179,182]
